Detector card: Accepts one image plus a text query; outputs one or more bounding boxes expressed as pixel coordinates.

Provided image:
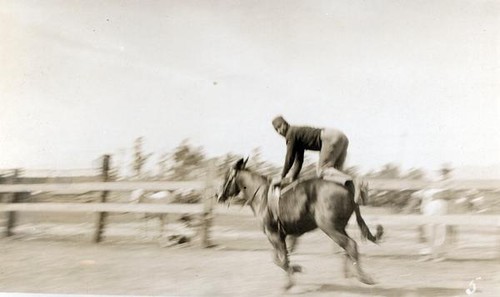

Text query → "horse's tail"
[354,204,384,244]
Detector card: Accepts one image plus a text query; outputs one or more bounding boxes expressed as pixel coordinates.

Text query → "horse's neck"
[238,171,269,214]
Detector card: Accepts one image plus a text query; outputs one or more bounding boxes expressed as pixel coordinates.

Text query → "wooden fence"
[0,156,219,247]
[1,179,499,193]
[1,183,499,247]
[1,156,499,249]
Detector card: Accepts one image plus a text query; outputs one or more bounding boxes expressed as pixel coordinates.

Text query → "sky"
[1,0,499,176]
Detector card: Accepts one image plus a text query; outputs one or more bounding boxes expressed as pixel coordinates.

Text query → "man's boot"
[273,184,281,199]
[352,178,369,205]
[352,178,362,205]
[320,167,351,184]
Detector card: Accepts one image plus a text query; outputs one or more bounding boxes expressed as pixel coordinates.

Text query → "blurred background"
[1,0,499,296]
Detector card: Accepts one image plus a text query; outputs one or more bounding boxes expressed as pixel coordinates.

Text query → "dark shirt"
[282,126,322,178]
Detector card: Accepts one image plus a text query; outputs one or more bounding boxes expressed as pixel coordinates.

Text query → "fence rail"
[1,177,499,249]
[367,179,500,190]
[0,179,499,193]
[0,203,204,214]
[0,202,499,227]
[0,181,207,193]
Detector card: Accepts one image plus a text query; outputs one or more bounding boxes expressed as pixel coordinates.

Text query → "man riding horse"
[271,115,364,203]
[217,157,382,289]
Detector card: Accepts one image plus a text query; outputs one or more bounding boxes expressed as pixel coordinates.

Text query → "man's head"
[272,116,289,136]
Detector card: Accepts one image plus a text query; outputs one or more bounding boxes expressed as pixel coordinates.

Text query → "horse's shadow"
[369,254,497,263]
[290,282,466,297]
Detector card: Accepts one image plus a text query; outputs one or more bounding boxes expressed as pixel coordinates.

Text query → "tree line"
[112,137,446,181]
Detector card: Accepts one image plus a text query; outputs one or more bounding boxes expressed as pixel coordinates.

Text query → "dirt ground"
[0,210,499,297]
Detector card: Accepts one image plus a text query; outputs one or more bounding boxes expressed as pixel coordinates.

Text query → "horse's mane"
[240,168,272,183]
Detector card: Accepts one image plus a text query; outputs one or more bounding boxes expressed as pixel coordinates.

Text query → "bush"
[171,190,203,204]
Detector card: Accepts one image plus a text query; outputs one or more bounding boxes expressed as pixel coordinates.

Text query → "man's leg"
[319,130,364,204]
[334,137,349,171]
[318,142,335,176]
[318,130,350,177]
[318,129,346,176]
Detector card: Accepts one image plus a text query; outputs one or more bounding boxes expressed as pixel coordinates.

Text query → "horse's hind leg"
[319,224,375,285]
[265,229,300,290]
[343,252,353,278]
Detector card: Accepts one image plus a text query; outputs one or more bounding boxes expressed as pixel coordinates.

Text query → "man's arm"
[282,138,296,178]
[290,149,304,180]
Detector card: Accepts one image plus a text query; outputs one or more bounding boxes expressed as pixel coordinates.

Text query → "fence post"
[445,225,457,245]
[200,160,216,248]
[4,169,21,237]
[417,225,426,243]
[93,155,111,243]
[496,220,500,259]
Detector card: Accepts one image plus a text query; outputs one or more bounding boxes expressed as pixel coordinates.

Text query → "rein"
[237,171,270,216]
[242,185,260,215]
[231,170,284,233]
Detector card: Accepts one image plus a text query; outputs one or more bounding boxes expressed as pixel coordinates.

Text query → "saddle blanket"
[282,171,352,195]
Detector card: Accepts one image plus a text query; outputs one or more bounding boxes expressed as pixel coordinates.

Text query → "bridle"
[221,167,239,197]
[221,167,266,216]
[243,185,262,215]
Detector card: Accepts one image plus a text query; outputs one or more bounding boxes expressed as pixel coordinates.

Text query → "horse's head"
[216,157,249,203]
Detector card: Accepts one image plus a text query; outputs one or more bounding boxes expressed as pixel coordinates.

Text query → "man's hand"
[271,177,282,188]
[271,177,293,188]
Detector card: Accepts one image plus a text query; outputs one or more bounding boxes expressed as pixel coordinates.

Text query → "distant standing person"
[271,115,363,202]
[412,188,450,262]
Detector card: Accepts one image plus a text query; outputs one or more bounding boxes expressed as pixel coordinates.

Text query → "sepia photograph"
[1,1,499,296]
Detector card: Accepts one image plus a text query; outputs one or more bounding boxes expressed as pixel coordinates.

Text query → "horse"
[217,157,383,290]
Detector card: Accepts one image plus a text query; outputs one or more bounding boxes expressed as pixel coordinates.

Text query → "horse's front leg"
[286,235,299,253]
[264,228,300,290]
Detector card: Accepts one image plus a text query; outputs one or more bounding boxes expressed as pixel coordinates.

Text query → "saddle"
[317,168,367,205]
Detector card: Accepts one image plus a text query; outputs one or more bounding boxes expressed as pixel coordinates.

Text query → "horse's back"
[278,178,353,233]
[313,179,354,216]
[281,177,351,206]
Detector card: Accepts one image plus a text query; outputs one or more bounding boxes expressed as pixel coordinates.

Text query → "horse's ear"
[243,156,249,168]
[234,158,245,170]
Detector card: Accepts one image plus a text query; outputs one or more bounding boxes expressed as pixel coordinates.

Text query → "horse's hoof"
[291,265,302,273]
[358,275,376,285]
[376,225,384,242]
[344,270,354,279]
[283,281,294,291]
